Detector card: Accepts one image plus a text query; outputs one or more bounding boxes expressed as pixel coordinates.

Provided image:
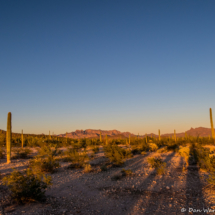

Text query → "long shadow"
[184,144,207,215]
[102,151,176,214]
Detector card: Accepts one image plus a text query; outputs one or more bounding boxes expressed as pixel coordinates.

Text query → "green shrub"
[148,143,158,152]
[148,157,167,175]
[2,168,52,204]
[12,148,32,159]
[64,148,89,167]
[29,156,60,174]
[104,145,132,166]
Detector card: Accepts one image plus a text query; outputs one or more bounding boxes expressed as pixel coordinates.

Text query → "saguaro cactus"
[6,112,12,164]
[174,130,176,142]
[100,131,102,142]
[66,132,68,143]
[21,129,24,148]
[129,134,130,145]
[106,134,108,145]
[158,129,160,141]
[145,133,147,143]
[185,132,187,140]
[210,108,215,139]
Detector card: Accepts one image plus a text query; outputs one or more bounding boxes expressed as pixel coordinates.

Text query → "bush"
[157,146,168,153]
[148,143,158,152]
[148,157,167,175]
[104,145,132,166]
[207,172,215,187]
[12,148,32,159]
[83,164,92,173]
[178,146,190,166]
[121,169,133,176]
[29,156,60,174]
[64,148,89,168]
[2,168,52,204]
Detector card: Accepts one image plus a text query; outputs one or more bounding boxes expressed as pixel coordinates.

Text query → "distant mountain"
[58,127,215,139]
[58,129,136,139]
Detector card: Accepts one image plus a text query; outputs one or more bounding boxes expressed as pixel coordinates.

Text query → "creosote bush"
[12,148,32,159]
[83,164,92,173]
[121,168,133,176]
[2,168,52,204]
[148,157,167,175]
[148,143,158,152]
[104,145,132,166]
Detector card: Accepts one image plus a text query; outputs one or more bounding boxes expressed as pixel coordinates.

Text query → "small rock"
[166,186,170,190]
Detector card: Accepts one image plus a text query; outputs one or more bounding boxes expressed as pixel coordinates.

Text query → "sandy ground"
[0,147,215,215]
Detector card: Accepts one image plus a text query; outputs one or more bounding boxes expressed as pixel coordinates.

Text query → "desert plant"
[21,130,24,148]
[148,143,158,152]
[210,108,215,140]
[157,146,168,153]
[2,168,52,204]
[178,146,190,166]
[121,168,133,176]
[6,112,12,164]
[83,164,92,173]
[148,157,164,168]
[29,156,60,174]
[207,172,215,187]
[156,162,167,175]
[12,148,32,159]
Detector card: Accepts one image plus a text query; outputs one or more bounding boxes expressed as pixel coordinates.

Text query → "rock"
[166,186,170,190]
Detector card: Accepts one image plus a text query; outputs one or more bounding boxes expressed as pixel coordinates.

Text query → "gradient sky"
[0,0,215,135]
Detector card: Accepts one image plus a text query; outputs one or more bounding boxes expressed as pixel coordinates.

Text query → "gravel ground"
[0,147,214,215]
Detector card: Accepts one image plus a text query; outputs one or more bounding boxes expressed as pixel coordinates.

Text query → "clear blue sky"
[0,0,215,135]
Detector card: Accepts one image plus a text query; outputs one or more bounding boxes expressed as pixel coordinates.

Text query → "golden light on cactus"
[210,108,215,139]
[158,129,160,141]
[174,130,176,142]
[100,131,102,142]
[106,134,108,145]
[66,132,68,143]
[6,112,12,164]
[21,129,24,148]
[145,133,147,143]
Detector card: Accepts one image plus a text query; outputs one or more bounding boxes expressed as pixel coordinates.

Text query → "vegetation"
[148,157,167,175]
[7,112,12,163]
[12,148,32,159]
[2,168,52,204]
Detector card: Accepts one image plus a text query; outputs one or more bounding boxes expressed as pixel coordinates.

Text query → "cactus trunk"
[210,108,215,139]
[129,134,130,145]
[106,135,108,145]
[6,112,12,164]
[158,129,160,141]
[100,131,102,142]
[21,129,24,148]
[66,132,68,143]
[174,130,176,142]
[145,133,147,143]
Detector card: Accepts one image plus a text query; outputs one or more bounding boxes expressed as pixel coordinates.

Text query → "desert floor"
[0,147,215,215]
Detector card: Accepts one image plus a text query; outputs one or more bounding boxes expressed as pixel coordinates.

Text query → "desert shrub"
[121,169,133,176]
[157,146,168,153]
[207,172,215,187]
[178,146,190,166]
[148,157,163,168]
[148,143,158,152]
[104,145,132,166]
[148,157,167,175]
[0,147,5,158]
[12,148,32,159]
[156,163,167,175]
[100,164,107,171]
[64,148,89,167]
[2,168,52,204]
[131,147,141,155]
[92,146,99,154]
[29,156,60,174]
[37,145,60,158]
[83,164,92,173]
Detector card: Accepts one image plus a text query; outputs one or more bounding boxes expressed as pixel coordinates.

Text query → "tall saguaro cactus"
[129,134,130,145]
[174,130,176,142]
[6,112,12,164]
[100,131,102,142]
[210,108,215,139]
[66,132,68,144]
[158,129,160,141]
[145,133,147,143]
[106,135,108,145]
[21,129,24,148]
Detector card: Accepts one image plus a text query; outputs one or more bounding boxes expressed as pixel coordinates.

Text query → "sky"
[0,0,215,135]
